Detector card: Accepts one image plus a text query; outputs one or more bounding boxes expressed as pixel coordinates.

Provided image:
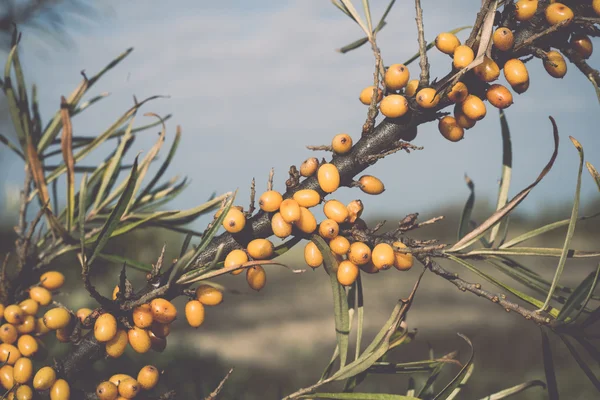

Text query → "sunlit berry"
[0,343,20,364]
[384,64,410,90]
[19,299,39,316]
[138,365,160,390]
[15,385,33,400]
[543,50,567,78]
[35,317,51,336]
[17,335,38,357]
[337,261,360,286]
[493,27,514,51]
[185,300,205,328]
[348,242,371,266]
[435,32,460,55]
[473,56,500,82]
[279,199,301,223]
[43,308,71,330]
[380,94,409,118]
[258,190,283,212]
[372,243,396,270]
[109,374,134,387]
[40,271,65,291]
[358,175,385,195]
[462,95,487,121]
[393,242,414,271]
[317,164,340,193]
[150,298,177,324]
[359,86,383,105]
[131,304,152,329]
[50,378,70,400]
[300,157,319,177]
[545,3,573,25]
[570,34,593,59]
[438,116,465,142]
[4,305,24,325]
[296,207,318,234]
[76,308,93,324]
[13,357,33,384]
[447,82,469,103]
[246,266,267,291]
[94,313,118,342]
[29,286,52,306]
[128,327,151,353]
[332,133,353,154]
[105,329,128,358]
[503,58,529,87]
[222,207,246,233]
[346,200,364,224]
[594,0,600,16]
[17,315,36,334]
[329,236,350,256]
[486,84,513,109]
[515,0,538,21]
[96,381,119,400]
[0,324,17,344]
[304,242,323,268]
[247,238,274,260]
[319,219,339,240]
[225,249,249,275]
[416,88,440,109]
[33,366,56,390]
[453,45,474,69]
[405,80,419,97]
[0,365,14,390]
[323,200,348,223]
[196,285,223,306]
[118,377,140,399]
[293,189,321,208]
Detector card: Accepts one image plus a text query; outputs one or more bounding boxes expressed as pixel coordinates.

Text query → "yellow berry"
[545,3,573,25]
[384,64,410,90]
[317,164,340,193]
[318,219,339,240]
[33,366,56,390]
[95,313,118,342]
[137,365,160,390]
[40,271,65,290]
[35,317,51,336]
[13,357,33,384]
[454,104,477,129]
[279,198,301,223]
[128,327,151,353]
[150,298,177,324]
[447,82,469,103]
[358,175,385,195]
[43,308,71,330]
[473,56,500,82]
[515,0,538,22]
[594,0,600,16]
[453,45,474,69]
[270,213,293,239]
[543,50,567,78]
[293,189,321,208]
[304,242,323,268]
[76,308,93,324]
[29,286,52,306]
[246,266,267,291]
[337,261,360,286]
[461,95,487,121]
[300,157,319,177]
[512,79,530,94]
[96,381,119,400]
[222,207,246,233]
[49,379,70,400]
[258,190,283,212]
[503,58,529,87]
[359,86,383,105]
[225,249,248,275]
[380,94,409,118]
[372,243,395,270]
[4,305,24,325]
[348,242,371,266]
[332,133,353,154]
[323,200,348,223]
[15,385,33,400]
[570,34,593,59]
[405,79,419,97]
[415,88,440,109]
[346,200,364,224]
[196,285,223,306]
[0,324,17,344]
[19,299,39,316]
[247,238,274,260]
[118,377,140,399]
[493,27,514,51]
[438,116,465,142]
[435,32,461,55]
[296,207,318,234]
[486,84,513,109]
[0,365,14,390]
[393,242,414,271]
[132,304,153,329]
[17,315,35,334]
[105,329,128,358]
[329,236,350,256]
[185,300,205,328]
[0,343,20,364]
[109,374,134,387]
[17,335,38,357]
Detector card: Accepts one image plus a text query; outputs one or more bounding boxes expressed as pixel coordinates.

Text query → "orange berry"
[405,79,419,97]
[371,243,395,270]
[515,0,538,22]
[358,175,385,195]
[29,286,52,306]
[296,207,318,234]
[0,343,20,364]
[348,242,371,266]
[279,199,301,223]
[40,271,65,290]
[0,365,14,390]
[13,357,33,384]
[293,189,321,208]
[109,374,134,387]
[118,377,140,399]
[271,212,293,239]
[16,385,34,400]
[447,82,469,103]
[346,200,364,224]
[132,304,153,329]
[0,324,17,344]
[359,86,383,105]
[503,58,529,86]
[17,335,38,357]
[384,64,410,90]
[493,28,514,51]
[323,200,348,223]
[337,261,360,286]
[128,327,151,353]
[33,366,56,390]
[300,157,319,177]
[453,45,474,69]
[317,164,340,193]
[594,0,600,16]
[76,308,93,324]
[96,381,119,400]
[473,56,500,82]
[185,300,205,328]
[461,95,487,121]
[454,105,476,129]
[415,88,440,109]
[105,329,128,358]
[246,266,267,291]
[545,3,573,26]
[393,242,414,271]
[318,219,339,240]
[195,285,223,306]
[380,94,409,118]
[150,298,177,324]
[35,317,51,336]
[304,242,323,268]
[329,236,350,256]
[49,378,70,400]
[19,299,39,316]
[332,133,353,154]
[258,190,283,212]
[95,313,118,342]
[222,207,246,233]
[486,84,513,109]
[438,116,465,142]
[543,50,567,78]
[137,365,160,390]
[435,32,460,55]
[17,315,36,334]
[570,34,593,59]
[225,249,249,275]
[43,308,71,330]
[247,238,274,260]
[4,305,24,325]
[512,79,530,94]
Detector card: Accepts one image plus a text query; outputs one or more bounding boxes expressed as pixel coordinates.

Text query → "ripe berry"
[493,28,514,51]
[435,32,460,55]
[132,304,153,329]
[453,105,476,129]
[35,317,51,336]
[512,79,530,94]
[337,261,360,286]
[416,88,440,109]
[33,366,56,390]
[279,199,301,223]
[0,324,17,344]
[137,365,160,390]
[225,249,249,275]
[222,208,246,233]
[259,190,283,212]
[271,212,293,238]
[348,242,371,266]
[346,200,364,224]
[515,0,538,22]
[323,200,348,223]
[4,305,24,325]
[359,86,383,105]
[473,56,500,82]
[358,175,385,195]
[29,287,52,306]
[185,300,205,328]
[43,308,71,330]
[543,50,567,78]
[49,378,70,400]
[462,95,486,121]
[317,164,340,193]
[380,94,409,118]
[0,344,20,364]
[372,243,395,270]
[304,242,323,268]
[76,308,93,324]
[296,207,318,234]
[128,327,151,353]
[40,271,65,290]
[300,157,319,177]
[595,0,600,16]
[438,116,465,142]
[393,242,414,271]
[95,313,118,342]
[118,377,140,399]
[247,239,274,260]
[447,82,469,103]
[17,335,38,357]
[19,299,39,316]
[293,189,321,208]
[570,34,593,59]
[384,64,410,90]
[16,385,33,400]
[332,133,353,154]
[0,365,13,390]
[96,381,119,400]
[329,236,350,256]
[196,285,223,306]
[486,84,513,109]
[405,80,419,97]
[545,3,573,25]
[504,58,529,87]
[246,266,267,291]
[13,357,33,384]
[17,315,35,334]
[105,329,128,358]
[319,219,339,240]
[150,298,177,324]
[109,374,134,387]
[453,45,474,69]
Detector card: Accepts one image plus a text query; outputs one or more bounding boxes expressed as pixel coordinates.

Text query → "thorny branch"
[414,0,429,86]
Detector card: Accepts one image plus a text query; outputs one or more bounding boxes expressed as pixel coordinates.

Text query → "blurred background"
[0,0,599,399]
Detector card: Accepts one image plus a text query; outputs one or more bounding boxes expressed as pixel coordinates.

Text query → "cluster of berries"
[95,365,159,399]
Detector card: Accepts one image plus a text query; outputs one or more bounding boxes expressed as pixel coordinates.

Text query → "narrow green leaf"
[540,328,559,400]
[154,192,230,225]
[79,173,88,261]
[559,335,600,391]
[362,0,373,36]
[31,84,42,144]
[403,26,471,66]
[478,380,545,400]
[89,211,177,242]
[464,247,600,258]
[0,134,25,159]
[355,274,364,360]
[558,262,600,322]
[368,360,448,374]
[298,393,420,400]
[60,97,76,231]
[11,44,33,147]
[587,162,600,191]
[418,361,446,397]
[540,136,584,312]
[339,0,370,36]
[587,73,600,106]
[180,233,193,258]
[433,334,475,400]
[489,109,513,245]
[4,46,26,151]
[312,235,350,369]
[338,36,370,53]
[458,175,475,241]
[96,253,152,272]
[71,92,110,116]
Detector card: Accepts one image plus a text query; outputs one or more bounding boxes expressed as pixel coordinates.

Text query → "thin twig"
[359,141,423,164]
[205,368,234,400]
[306,145,333,151]
[466,0,493,47]
[248,178,256,216]
[414,0,429,86]
[267,168,274,191]
[513,19,570,52]
[363,37,384,136]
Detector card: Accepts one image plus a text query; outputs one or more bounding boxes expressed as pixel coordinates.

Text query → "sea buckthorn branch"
[414,0,430,86]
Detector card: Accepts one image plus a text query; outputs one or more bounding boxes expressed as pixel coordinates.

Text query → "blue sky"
[1,0,599,227]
